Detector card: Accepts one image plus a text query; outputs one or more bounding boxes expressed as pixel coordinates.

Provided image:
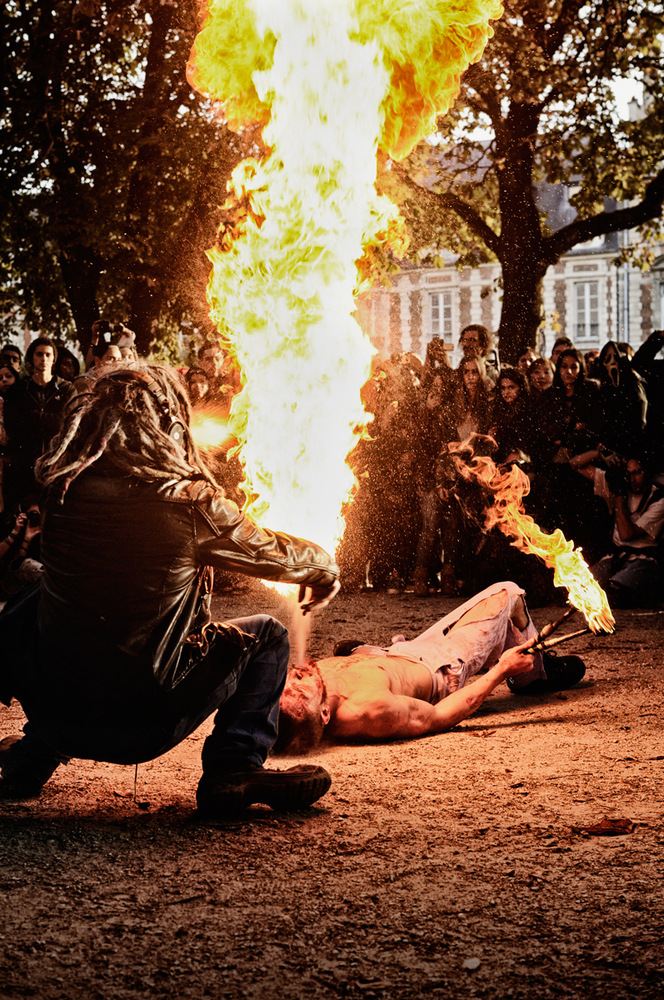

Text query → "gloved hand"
[297,579,340,615]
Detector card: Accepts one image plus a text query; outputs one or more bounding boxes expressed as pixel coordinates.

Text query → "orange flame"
[454,451,615,634]
[187,0,502,560]
[189,408,234,452]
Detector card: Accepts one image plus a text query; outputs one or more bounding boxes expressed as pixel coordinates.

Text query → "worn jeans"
[591,552,661,596]
[354,581,546,699]
[3,614,290,788]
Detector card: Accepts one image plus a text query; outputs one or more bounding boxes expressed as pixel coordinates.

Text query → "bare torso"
[316,654,435,738]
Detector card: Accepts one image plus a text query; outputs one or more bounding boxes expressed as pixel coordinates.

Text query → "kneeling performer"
[0,364,339,816]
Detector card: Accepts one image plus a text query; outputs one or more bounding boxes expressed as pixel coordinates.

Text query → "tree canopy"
[0,0,250,355]
[387,0,664,361]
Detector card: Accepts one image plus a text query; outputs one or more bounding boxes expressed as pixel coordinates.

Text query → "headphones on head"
[104,369,187,447]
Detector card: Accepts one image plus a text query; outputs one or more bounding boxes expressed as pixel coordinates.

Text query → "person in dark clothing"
[2,337,74,509]
[488,367,531,465]
[0,345,23,376]
[590,341,647,458]
[0,363,338,816]
[631,328,664,467]
[527,349,601,548]
[575,453,664,606]
[54,347,81,383]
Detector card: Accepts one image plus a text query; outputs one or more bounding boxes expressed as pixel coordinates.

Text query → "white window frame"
[574,280,600,342]
[430,290,454,339]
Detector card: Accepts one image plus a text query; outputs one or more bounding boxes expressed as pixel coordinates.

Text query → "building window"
[430,291,453,338]
[574,281,599,341]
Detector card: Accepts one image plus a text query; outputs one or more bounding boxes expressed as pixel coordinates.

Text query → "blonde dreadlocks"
[35,362,219,497]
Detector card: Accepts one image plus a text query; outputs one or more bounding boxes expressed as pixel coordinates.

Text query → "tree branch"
[390,162,502,257]
[545,166,664,262]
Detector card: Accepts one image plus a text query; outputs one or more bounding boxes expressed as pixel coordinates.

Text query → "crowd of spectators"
[1,320,663,610]
[337,325,664,609]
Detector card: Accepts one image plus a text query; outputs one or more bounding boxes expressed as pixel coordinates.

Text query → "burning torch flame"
[187,0,502,559]
[189,408,234,452]
[454,452,615,635]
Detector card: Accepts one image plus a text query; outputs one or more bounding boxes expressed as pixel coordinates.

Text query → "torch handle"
[526,627,591,654]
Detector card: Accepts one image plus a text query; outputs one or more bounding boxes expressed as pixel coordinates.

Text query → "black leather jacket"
[14,469,338,760]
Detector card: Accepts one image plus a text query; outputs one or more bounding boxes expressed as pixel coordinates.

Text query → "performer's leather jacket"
[10,469,338,760]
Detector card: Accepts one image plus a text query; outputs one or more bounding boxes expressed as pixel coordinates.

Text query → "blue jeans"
[5,615,290,786]
[591,553,661,595]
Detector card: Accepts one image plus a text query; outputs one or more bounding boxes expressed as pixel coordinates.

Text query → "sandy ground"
[1,581,663,1000]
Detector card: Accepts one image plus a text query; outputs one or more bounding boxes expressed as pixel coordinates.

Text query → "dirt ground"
[1,581,663,1000]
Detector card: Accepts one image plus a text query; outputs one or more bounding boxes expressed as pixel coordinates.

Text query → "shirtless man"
[275,582,585,753]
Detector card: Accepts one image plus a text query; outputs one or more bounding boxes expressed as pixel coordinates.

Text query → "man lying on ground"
[275,582,585,753]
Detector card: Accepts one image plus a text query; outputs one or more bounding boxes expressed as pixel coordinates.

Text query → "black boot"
[0,734,66,799]
[508,652,586,695]
[196,763,331,817]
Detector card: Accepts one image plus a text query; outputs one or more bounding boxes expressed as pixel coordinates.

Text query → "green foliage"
[386,0,664,359]
[0,0,251,353]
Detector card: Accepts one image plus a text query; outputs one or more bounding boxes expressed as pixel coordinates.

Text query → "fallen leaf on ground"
[573,818,634,836]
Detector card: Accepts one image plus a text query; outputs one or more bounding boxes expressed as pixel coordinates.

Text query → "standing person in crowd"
[1,345,23,376]
[54,347,80,383]
[0,363,339,814]
[631,328,664,468]
[584,348,600,379]
[574,453,664,606]
[112,326,138,362]
[453,356,492,440]
[524,356,558,526]
[544,349,599,462]
[517,348,539,373]
[91,340,122,370]
[2,337,74,509]
[535,348,602,549]
[525,357,558,466]
[550,336,574,369]
[0,361,19,511]
[185,367,211,408]
[591,341,647,458]
[421,337,453,385]
[458,325,498,384]
[0,497,44,604]
[407,362,457,597]
[488,367,530,465]
[197,339,241,412]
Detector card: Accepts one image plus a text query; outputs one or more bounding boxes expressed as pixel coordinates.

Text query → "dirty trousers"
[376,581,545,701]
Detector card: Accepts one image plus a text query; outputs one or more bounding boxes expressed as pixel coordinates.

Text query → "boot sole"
[197,769,332,817]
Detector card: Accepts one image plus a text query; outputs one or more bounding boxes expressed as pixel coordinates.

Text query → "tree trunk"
[58,248,102,354]
[127,276,165,356]
[497,262,547,364]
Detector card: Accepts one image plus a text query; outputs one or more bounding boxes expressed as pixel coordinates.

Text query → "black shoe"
[196,764,332,817]
[508,653,586,695]
[0,735,62,799]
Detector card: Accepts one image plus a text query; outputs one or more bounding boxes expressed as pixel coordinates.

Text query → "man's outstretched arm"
[338,646,536,741]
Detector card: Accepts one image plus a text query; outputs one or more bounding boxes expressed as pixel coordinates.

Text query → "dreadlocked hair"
[35,361,220,498]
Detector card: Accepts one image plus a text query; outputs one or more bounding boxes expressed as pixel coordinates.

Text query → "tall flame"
[187,0,501,555]
[454,451,616,634]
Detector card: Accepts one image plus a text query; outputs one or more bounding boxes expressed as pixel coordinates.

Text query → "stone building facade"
[357,212,664,368]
